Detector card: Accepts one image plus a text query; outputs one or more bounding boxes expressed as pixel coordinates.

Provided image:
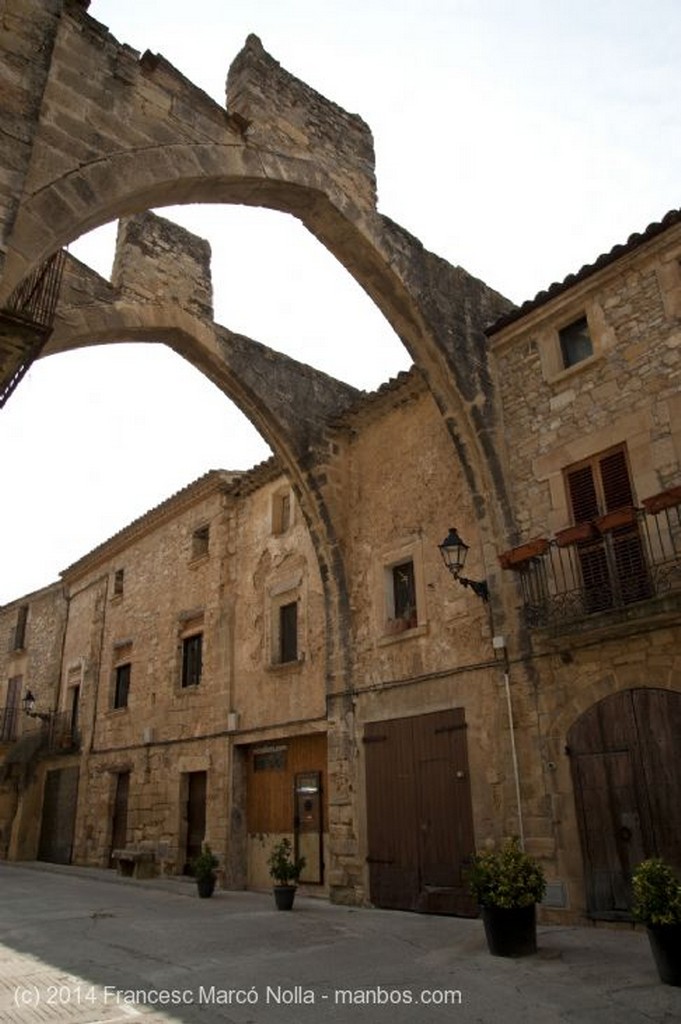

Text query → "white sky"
[1,0,679,605]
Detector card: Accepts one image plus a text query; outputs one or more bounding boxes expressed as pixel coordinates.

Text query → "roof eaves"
[486,208,681,337]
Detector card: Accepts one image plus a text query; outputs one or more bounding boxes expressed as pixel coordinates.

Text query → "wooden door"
[109,771,130,865]
[38,767,79,864]
[185,771,207,871]
[364,709,476,915]
[569,688,681,919]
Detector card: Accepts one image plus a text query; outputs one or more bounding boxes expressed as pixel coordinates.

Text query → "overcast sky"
[1,0,679,605]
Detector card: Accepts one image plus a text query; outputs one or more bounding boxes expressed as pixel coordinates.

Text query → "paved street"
[1,861,679,1023]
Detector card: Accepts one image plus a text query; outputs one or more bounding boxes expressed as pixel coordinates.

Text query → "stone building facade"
[486,212,681,921]
[0,464,330,891]
[0,3,679,926]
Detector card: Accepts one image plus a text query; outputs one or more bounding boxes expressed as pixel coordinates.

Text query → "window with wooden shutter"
[566,446,634,522]
[564,445,650,611]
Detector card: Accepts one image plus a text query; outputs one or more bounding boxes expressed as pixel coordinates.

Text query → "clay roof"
[486,208,681,337]
[60,462,280,580]
[329,366,424,429]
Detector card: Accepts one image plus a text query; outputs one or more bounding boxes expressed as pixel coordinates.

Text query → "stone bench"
[111,848,157,879]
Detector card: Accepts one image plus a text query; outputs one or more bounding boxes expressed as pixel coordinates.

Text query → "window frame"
[267,576,305,669]
[112,569,125,598]
[378,539,427,640]
[190,524,210,561]
[181,632,203,688]
[558,314,594,369]
[113,662,131,710]
[272,486,294,535]
[13,605,28,651]
[278,600,298,664]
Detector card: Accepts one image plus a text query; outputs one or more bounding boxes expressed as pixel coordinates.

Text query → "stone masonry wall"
[491,225,681,543]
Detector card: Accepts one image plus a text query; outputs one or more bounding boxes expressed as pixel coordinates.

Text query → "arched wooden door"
[568,688,681,920]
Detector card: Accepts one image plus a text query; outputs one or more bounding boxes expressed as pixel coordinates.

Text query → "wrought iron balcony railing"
[1,709,80,755]
[3,250,66,330]
[0,250,66,409]
[499,487,681,632]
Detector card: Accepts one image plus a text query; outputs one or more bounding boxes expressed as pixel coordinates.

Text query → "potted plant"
[267,837,306,910]
[191,843,219,899]
[467,837,546,957]
[632,858,681,986]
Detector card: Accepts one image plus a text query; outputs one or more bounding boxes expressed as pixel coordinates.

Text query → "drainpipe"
[501,654,525,849]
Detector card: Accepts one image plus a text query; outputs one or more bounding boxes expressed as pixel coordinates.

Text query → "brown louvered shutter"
[599,448,634,511]
[567,465,600,523]
[567,446,634,523]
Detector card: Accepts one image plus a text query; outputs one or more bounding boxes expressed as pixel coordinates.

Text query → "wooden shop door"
[364,708,476,915]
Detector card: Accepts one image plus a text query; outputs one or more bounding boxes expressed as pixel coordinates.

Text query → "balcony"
[499,486,681,634]
[0,249,66,408]
[0,710,80,759]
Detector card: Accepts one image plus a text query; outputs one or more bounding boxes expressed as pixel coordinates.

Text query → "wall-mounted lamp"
[438,527,489,603]
[21,689,52,722]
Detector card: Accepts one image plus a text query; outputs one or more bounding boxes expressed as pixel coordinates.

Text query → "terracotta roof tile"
[486,208,681,336]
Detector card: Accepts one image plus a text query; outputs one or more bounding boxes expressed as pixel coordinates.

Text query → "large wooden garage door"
[364,708,476,915]
[569,688,681,919]
[38,766,79,864]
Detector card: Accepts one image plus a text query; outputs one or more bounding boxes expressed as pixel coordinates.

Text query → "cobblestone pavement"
[1,861,680,1023]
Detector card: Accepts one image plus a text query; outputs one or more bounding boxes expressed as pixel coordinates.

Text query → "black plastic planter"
[196,876,216,899]
[273,885,296,910]
[647,925,681,986]
[481,904,537,957]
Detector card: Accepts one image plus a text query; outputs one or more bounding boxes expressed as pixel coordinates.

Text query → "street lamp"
[21,689,52,722]
[438,527,489,602]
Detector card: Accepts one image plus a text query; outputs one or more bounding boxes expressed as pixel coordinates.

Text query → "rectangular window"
[392,560,417,626]
[279,601,298,663]
[113,569,124,596]
[13,605,28,651]
[253,746,287,772]
[559,315,593,369]
[113,663,131,709]
[272,488,293,535]
[182,633,203,687]
[565,445,650,611]
[191,525,209,560]
[70,684,80,739]
[1,676,22,742]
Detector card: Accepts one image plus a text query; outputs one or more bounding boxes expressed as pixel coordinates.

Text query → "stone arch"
[47,238,361,691]
[1,20,515,561]
[8,153,508,530]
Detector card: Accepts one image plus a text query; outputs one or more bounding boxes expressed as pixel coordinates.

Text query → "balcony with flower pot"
[498,486,681,636]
